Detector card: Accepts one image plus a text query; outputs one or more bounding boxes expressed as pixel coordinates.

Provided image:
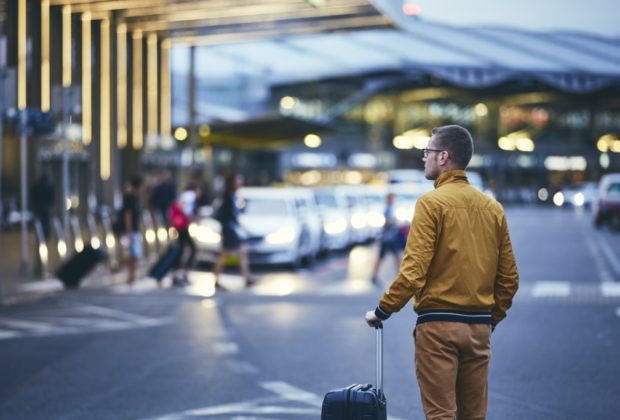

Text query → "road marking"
[211,341,239,355]
[0,304,169,340]
[142,381,405,420]
[259,381,323,407]
[531,281,571,297]
[584,231,615,283]
[602,282,620,297]
[596,233,620,279]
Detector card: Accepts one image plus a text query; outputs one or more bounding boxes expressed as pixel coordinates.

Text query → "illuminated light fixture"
[597,138,609,152]
[147,33,158,137]
[198,124,211,138]
[553,192,564,207]
[600,153,610,169]
[280,96,297,110]
[81,11,92,145]
[116,23,128,148]
[402,128,430,149]
[402,2,422,16]
[62,5,72,87]
[498,131,534,152]
[132,29,143,150]
[41,0,51,112]
[537,188,549,202]
[498,136,515,151]
[160,39,172,137]
[393,135,414,150]
[174,127,188,141]
[613,140,620,153]
[475,103,488,117]
[100,18,111,181]
[17,0,26,109]
[544,156,587,171]
[516,137,535,152]
[304,133,321,148]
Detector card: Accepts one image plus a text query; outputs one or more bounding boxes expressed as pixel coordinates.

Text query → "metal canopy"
[51,0,393,44]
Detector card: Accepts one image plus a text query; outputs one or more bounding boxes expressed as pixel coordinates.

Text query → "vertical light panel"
[160,39,171,137]
[41,0,50,112]
[17,0,26,110]
[116,23,127,148]
[100,18,111,180]
[147,33,158,137]
[132,29,143,150]
[62,5,72,87]
[81,12,92,145]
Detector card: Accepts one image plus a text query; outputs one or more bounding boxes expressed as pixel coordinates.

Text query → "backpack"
[169,202,189,230]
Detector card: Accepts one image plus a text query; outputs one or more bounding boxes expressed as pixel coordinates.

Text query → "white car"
[314,187,351,251]
[193,187,321,268]
[388,182,433,227]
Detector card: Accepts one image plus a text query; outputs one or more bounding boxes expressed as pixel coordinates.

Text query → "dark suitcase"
[321,324,387,420]
[148,245,181,281]
[56,245,106,289]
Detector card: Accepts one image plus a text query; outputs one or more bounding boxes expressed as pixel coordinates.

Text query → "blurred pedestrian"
[212,173,255,288]
[169,183,200,286]
[119,176,144,285]
[31,173,55,240]
[150,169,176,223]
[365,125,519,419]
[370,192,401,285]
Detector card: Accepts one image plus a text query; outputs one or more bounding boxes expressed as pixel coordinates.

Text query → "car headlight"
[553,192,564,207]
[324,218,347,235]
[266,226,296,245]
[395,206,413,223]
[367,212,385,228]
[572,192,585,207]
[190,224,222,244]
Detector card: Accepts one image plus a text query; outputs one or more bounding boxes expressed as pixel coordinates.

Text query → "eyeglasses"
[422,148,447,157]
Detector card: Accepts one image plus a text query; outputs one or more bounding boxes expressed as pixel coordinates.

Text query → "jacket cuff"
[375,306,391,320]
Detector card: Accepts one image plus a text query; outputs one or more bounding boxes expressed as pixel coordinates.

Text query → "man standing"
[365,125,519,419]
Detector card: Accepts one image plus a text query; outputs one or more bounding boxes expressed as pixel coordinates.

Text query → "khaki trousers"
[415,321,492,420]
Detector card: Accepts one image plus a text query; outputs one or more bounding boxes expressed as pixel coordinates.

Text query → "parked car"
[557,182,598,209]
[387,182,431,226]
[314,187,351,251]
[193,187,321,268]
[594,174,620,229]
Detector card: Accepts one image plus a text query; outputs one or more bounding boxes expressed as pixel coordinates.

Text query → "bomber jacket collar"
[434,169,469,189]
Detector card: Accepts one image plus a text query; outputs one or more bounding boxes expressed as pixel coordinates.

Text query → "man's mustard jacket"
[375,170,519,326]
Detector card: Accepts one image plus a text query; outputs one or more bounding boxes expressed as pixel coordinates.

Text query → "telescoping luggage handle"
[375,322,383,396]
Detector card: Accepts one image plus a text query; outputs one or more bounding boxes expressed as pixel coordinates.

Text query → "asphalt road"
[1,206,619,420]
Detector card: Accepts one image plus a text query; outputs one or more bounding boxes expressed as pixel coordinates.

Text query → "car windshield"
[608,183,620,196]
[315,193,338,208]
[239,198,290,215]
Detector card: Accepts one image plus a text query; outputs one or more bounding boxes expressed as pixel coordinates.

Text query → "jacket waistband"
[416,310,492,326]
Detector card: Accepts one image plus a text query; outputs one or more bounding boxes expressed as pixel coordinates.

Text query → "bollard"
[33,219,50,279]
[52,217,68,261]
[69,215,84,254]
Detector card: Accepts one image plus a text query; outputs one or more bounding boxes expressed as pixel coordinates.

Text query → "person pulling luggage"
[169,184,200,286]
[365,125,519,419]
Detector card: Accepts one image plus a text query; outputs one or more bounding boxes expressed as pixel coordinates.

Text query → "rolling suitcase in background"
[148,244,181,282]
[321,324,387,420]
[56,245,106,289]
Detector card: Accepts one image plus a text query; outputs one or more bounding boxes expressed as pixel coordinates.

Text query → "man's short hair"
[431,125,474,169]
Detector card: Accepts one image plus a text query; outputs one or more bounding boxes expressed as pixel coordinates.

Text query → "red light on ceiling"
[402,3,422,16]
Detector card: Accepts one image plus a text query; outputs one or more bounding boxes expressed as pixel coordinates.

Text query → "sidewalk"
[0,229,153,305]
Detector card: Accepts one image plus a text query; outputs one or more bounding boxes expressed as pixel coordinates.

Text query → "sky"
[397,0,620,38]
